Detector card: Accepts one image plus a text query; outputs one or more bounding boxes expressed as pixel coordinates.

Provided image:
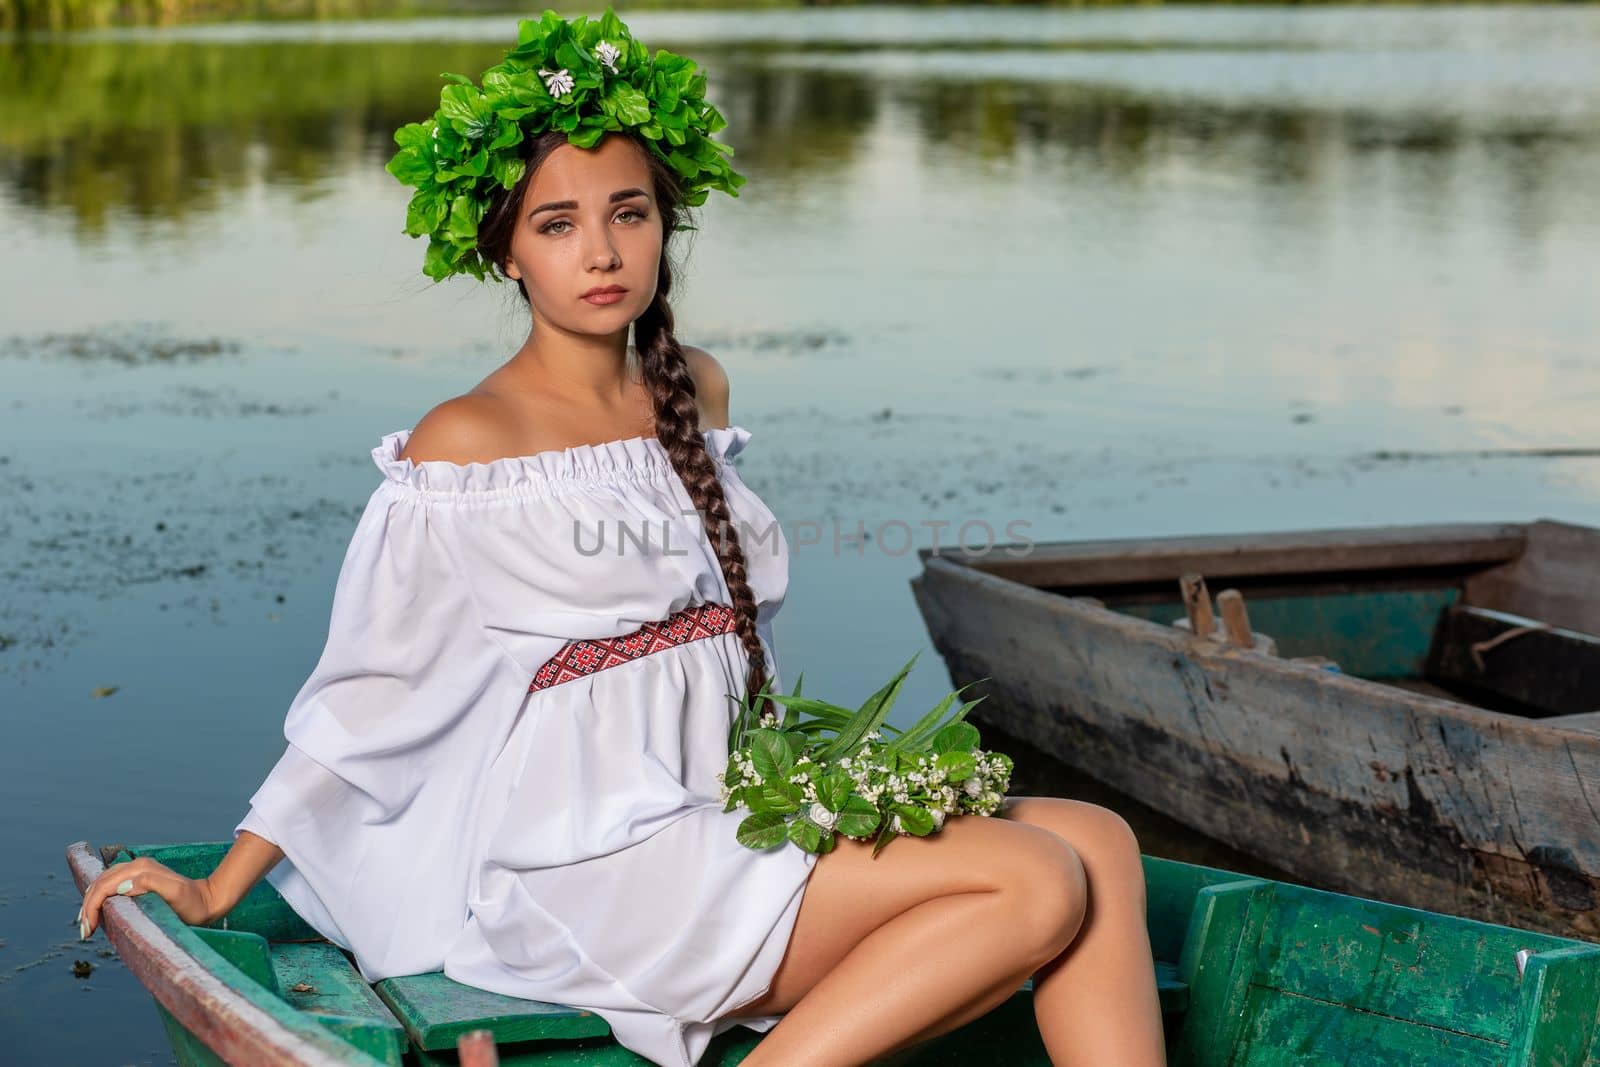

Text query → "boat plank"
[1251,886,1571,1042]
[374,972,610,1052]
[1425,605,1600,716]
[1465,520,1600,637]
[920,522,1526,589]
[1507,945,1600,1065]
[1173,881,1273,1062]
[1545,712,1600,738]
[1232,989,1507,1066]
[271,941,409,1065]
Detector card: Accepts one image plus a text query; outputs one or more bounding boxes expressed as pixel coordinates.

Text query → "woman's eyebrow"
[530,188,650,215]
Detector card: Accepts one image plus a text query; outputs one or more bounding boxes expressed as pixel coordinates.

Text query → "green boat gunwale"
[67,839,393,1067]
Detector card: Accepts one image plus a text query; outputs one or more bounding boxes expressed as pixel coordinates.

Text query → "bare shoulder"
[399,394,522,465]
[681,344,730,430]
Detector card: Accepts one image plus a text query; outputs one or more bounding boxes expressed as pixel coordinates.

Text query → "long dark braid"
[477,129,771,705]
[634,291,770,704]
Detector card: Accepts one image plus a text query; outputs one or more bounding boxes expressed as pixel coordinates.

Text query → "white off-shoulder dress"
[235,424,818,1067]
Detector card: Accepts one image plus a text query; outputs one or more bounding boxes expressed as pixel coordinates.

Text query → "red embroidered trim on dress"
[528,602,740,692]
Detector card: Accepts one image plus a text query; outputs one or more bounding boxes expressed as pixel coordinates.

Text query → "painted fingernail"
[115,879,134,895]
[76,905,83,924]
[79,918,89,941]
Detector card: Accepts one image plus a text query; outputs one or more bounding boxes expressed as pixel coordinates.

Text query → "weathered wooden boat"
[911,519,1600,943]
[68,836,1600,1065]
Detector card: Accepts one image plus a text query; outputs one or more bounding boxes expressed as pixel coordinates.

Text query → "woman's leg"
[727,815,1088,1067]
[1000,796,1167,1066]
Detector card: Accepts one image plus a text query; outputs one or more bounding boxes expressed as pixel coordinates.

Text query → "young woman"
[77,13,1167,1067]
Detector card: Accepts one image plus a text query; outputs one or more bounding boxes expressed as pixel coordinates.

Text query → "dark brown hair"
[477,129,771,706]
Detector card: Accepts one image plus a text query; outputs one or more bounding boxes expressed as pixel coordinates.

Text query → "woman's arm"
[77,828,284,939]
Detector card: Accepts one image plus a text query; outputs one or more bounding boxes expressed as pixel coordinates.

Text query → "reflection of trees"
[3,36,1596,243]
[3,0,419,32]
[0,39,507,233]
[885,75,1597,251]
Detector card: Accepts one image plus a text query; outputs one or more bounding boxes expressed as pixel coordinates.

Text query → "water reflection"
[6,14,1596,250]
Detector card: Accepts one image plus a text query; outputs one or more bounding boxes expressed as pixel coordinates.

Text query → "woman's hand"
[78,857,219,940]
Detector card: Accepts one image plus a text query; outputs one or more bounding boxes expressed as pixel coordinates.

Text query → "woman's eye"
[540,210,644,235]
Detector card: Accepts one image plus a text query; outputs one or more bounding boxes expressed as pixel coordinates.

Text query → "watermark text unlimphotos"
[571,509,1035,559]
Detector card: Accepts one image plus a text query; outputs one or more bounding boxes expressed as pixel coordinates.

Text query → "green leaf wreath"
[385,7,747,283]
[722,654,1015,857]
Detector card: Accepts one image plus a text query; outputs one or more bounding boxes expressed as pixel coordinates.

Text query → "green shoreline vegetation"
[5,0,791,33]
[6,0,1581,34]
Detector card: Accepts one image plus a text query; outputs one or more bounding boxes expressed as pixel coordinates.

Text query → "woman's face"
[503,134,663,335]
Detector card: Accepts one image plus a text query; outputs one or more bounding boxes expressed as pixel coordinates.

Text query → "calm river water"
[3,6,1599,1062]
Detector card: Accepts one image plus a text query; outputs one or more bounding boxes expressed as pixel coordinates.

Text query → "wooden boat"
[911,519,1600,943]
[68,836,1600,1065]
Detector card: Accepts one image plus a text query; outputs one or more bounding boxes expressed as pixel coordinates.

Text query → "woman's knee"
[1088,806,1149,910]
[1009,798,1148,911]
[990,825,1088,964]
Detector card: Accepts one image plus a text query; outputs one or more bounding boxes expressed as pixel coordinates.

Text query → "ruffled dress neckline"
[372,423,752,497]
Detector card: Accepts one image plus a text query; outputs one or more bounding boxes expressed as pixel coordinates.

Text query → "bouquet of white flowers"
[720,653,1014,857]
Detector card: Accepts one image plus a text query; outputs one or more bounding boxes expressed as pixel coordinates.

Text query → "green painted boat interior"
[1107,588,1461,681]
[108,841,1600,1065]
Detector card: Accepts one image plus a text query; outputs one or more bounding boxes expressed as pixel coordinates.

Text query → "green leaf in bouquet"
[721,787,742,813]
[933,749,978,781]
[729,674,781,752]
[884,687,959,754]
[747,781,801,816]
[757,693,856,730]
[818,771,853,812]
[788,816,823,853]
[816,652,920,762]
[932,721,981,755]
[889,681,987,753]
[871,820,897,857]
[892,805,937,837]
[788,721,845,737]
[748,728,795,781]
[737,812,789,850]
[836,795,880,837]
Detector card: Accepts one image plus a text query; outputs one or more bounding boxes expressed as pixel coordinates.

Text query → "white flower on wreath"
[931,809,946,830]
[539,67,575,98]
[964,776,984,797]
[595,40,622,74]
[808,802,838,831]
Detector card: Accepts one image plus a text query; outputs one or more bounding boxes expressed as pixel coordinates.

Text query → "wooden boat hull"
[69,834,1600,1065]
[910,520,1600,941]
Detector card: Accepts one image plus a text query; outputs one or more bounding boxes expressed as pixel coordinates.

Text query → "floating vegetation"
[0,328,239,367]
